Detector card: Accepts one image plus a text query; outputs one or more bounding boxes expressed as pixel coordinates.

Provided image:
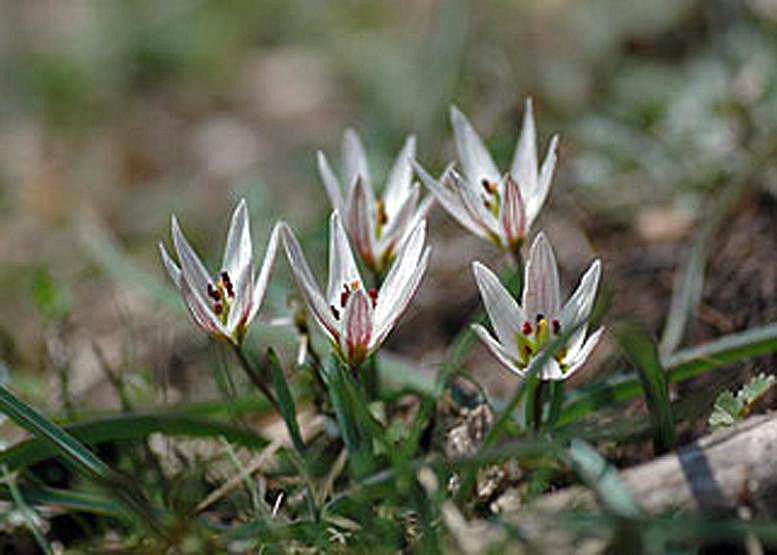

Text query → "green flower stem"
[230,343,280,414]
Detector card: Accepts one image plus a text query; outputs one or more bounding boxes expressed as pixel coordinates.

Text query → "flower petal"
[345,177,376,270]
[343,128,371,194]
[247,221,283,326]
[375,219,426,331]
[510,97,538,199]
[221,199,252,286]
[451,170,500,240]
[171,214,213,306]
[471,324,524,377]
[280,222,338,341]
[317,150,345,214]
[341,288,372,365]
[561,259,601,358]
[450,105,499,186]
[472,261,525,358]
[538,357,565,381]
[563,326,604,379]
[526,133,559,227]
[326,212,363,306]
[382,135,416,216]
[377,183,419,253]
[372,244,429,349]
[158,242,182,286]
[523,232,561,319]
[178,275,231,339]
[500,174,526,250]
[415,161,490,240]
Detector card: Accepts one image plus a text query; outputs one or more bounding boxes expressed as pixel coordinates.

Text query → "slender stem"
[306,342,328,392]
[532,379,547,433]
[230,343,280,413]
[510,247,525,298]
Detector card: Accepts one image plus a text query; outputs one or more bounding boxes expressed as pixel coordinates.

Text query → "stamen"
[522,321,532,336]
[523,344,533,356]
[552,319,561,334]
[207,283,221,301]
[340,283,350,308]
[481,179,497,195]
[330,305,340,320]
[536,313,545,323]
[220,271,235,298]
[376,200,388,226]
[213,302,223,315]
[368,288,378,308]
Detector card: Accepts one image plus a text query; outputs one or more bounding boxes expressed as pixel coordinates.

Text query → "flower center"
[206,270,235,325]
[481,179,501,218]
[515,314,567,370]
[329,281,378,320]
[375,199,388,240]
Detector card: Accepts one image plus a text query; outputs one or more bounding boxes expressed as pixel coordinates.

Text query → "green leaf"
[0,384,163,535]
[0,411,269,472]
[268,349,305,456]
[0,484,120,517]
[737,373,775,409]
[568,438,641,519]
[559,322,777,427]
[707,391,741,431]
[617,325,674,453]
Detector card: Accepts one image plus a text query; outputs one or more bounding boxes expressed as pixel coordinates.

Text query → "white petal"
[341,288,373,364]
[317,150,345,214]
[472,261,525,358]
[373,244,429,348]
[561,259,601,357]
[382,135,416,216]
[523,232,561,319]
[563,327,604,378]
[343,128,371,194]
[178,275,231,339]
[158,242,182,286]
[221,199,252,286]
[471,324,524,377]
[500,174,527,250]
[226,258,254,333]
[526,133,559,227]
[280,222,338,341]
[247,221,283,326]
[345,177,376,269]
[326,212,363,306]
[451,170,500,240]
[510,98,539,199]
[450,105,500,186]
[171,214,213,307]
[375,219,426,330]
[377,184,419,254]
[538,357,565,381]
[414,161,490,240]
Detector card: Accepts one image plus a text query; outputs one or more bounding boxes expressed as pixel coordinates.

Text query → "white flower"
[280,212,430,366]
[159,199,280,345]
[317,129,433,273]
[415,98,558,252]
[471,232,603,380]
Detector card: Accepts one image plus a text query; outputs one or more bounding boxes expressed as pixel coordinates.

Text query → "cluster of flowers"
[159,99,603,380]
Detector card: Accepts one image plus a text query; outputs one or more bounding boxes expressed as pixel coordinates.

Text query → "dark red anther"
[536,313,545,323]
[523,344,533,356]
[340,283,351,308]
[368,288,378,308]
[220,271,235,298]
[552,319,561,334]
[522,321,533,336]
[207,283,221,301]
[481,178,497,194]
[213,302,223,315]
[330,305,340,320]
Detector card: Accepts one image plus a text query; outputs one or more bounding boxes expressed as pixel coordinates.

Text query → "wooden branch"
[534,413,777,516]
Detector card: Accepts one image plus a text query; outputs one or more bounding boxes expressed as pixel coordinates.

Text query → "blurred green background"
[2,0,777,412]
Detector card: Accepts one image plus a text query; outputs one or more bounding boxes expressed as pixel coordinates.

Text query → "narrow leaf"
[268,349,306,456]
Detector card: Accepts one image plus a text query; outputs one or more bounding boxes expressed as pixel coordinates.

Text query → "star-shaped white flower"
[317,129,433,273]
[280,212,430,366]
[159,199,280,345]
[471,232,603,380]
[415,98,558,252]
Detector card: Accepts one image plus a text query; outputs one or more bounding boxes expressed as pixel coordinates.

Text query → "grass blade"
[618,325,674,453]
[0,484,120,517]
[560,322,777,426]
[567,438,641,519]
[268,349,306,455]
